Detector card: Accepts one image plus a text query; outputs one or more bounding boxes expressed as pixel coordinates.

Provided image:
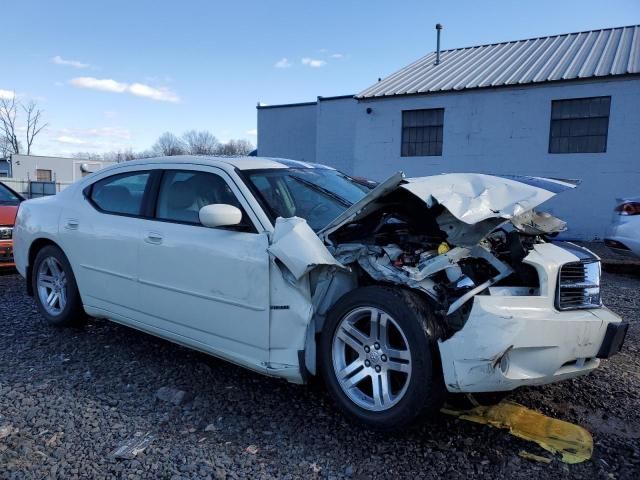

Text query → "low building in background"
[0,159,10,178]
[257,25,640,240]
[3,154,116,198]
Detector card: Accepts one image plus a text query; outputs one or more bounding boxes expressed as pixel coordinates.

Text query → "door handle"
[65,219,79,230]
[145,232,164,245]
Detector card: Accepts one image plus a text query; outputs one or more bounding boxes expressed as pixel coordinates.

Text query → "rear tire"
[319,286,444,431]
[32,245,86,327]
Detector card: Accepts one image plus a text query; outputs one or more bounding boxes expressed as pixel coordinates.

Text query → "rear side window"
[89,171,151,216]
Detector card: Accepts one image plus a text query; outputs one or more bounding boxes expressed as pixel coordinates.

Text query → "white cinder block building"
[257,25,640,240]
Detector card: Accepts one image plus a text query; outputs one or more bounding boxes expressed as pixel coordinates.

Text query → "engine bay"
[327,188,550,332]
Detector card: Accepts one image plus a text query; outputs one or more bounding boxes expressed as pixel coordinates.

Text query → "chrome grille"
[0,226,12,240]
[556,260,601,310]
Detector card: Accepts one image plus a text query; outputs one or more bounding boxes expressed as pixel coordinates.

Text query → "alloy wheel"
[331,306,412,412]
[37,257,68,316]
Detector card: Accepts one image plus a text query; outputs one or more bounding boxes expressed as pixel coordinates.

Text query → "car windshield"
[246,168,370,231]
[0,183,22,205]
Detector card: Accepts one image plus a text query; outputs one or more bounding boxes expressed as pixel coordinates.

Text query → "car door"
[60,169,153,320]
[136,166,271,365]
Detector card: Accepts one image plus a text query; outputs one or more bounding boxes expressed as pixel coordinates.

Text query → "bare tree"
[103,149,138,163]
[72,131,254,163]
[182,130,219,155]
[0,96,20,154]
[0,94,48,155]
[103,148,155,162]
[23,101,48,155]
[215,139,255,156]
[1,135,12,159]
[72,151,103,160]
[152,132,185,156]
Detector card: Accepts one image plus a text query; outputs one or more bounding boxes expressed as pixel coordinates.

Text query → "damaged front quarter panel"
[266,216,357,381]
[268,216,345,281]
[265,172,582,383]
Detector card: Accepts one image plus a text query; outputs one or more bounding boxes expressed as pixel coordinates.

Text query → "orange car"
[0,182,24,268]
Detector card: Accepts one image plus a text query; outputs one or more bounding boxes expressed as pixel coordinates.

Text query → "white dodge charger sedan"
[13,156,628,430]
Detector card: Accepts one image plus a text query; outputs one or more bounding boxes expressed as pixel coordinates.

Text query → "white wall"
[315,97,358,173]
[257,103,317,162]
[349,78,640,240]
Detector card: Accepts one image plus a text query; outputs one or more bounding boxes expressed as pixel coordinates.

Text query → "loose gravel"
[1,269,638,479]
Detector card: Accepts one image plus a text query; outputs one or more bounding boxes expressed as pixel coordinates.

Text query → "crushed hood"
[319,172,578,242]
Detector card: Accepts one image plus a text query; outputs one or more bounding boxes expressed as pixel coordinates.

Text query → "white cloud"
[52,127,131,140]
[85,127,131,139]
[47,127,135,152]
[274,58,292,68]
[128,83,179,102]
[0,89,15,100]
[52,55,90,69]
[69,77,180,103]
[69,77,127,93]
[301,57,326,68]
[55,135,88,145]
[331,53,344,59]
[246,129,257,136]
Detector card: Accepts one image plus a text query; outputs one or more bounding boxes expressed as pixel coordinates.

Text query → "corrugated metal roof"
[358,25,640,99]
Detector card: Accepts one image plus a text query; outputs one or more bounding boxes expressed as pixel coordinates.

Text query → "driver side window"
[155,170,251,229]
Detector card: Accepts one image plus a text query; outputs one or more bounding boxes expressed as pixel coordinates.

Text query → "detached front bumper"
[0,240,14,268]
[438,295,626,393]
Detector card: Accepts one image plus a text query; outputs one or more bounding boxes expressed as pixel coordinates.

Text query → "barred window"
[401,108,444,156]
[549,97,610,154]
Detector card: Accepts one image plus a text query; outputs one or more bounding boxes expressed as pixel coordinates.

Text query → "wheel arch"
[26,238,65,296]
[307,281,446,380]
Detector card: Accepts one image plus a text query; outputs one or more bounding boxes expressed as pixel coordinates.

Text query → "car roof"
[109,155,334,172]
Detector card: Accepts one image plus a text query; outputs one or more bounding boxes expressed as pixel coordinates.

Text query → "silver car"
[605,197,640,258]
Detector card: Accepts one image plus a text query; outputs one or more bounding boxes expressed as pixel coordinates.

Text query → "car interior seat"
[95,185,137,215]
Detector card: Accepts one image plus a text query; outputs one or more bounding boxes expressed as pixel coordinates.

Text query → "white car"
[13,156,627,430]
[605,197,640,258]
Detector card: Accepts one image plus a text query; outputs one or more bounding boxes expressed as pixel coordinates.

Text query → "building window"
[36,169,52,182]
[401,108,444,157]
[549,96,610,154]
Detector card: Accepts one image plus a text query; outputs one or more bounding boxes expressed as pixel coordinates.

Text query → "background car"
[605,197,640,258]
[0,181,24,268]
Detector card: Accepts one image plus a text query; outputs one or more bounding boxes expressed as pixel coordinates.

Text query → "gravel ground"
[0,269,638,479]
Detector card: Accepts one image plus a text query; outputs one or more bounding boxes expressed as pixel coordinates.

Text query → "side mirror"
[199,204,243,228]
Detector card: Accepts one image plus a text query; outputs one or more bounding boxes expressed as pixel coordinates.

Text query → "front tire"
[319,286,444,431]
[32,245,86,327]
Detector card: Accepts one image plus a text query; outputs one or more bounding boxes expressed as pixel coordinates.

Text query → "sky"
[2,0,639,157]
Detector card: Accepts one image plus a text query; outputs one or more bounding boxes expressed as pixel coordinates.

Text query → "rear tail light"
[615,202,640,216]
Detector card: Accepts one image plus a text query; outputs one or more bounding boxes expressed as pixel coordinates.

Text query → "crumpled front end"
[438,242,624,392]
[266,171,626,386]
[319,172,579,320]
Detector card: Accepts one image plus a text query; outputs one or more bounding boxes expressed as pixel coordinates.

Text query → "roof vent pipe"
[435,23,443,65]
